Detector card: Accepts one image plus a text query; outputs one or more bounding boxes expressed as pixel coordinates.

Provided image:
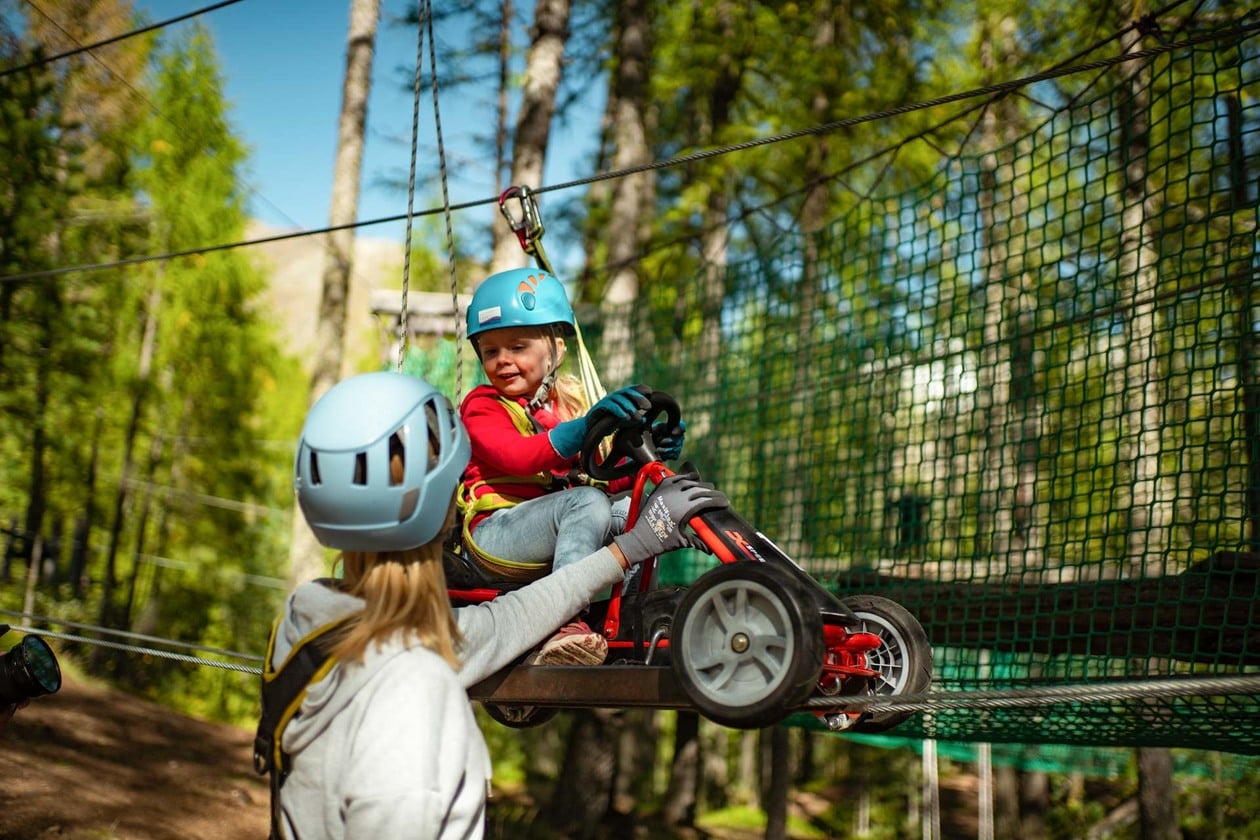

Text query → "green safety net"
[420,27,1259,760]
[627,30,1260,755]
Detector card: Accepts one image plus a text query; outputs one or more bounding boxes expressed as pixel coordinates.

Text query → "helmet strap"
[527,330,562,412]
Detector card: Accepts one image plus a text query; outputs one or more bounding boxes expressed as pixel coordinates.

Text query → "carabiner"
[498,185,545,253]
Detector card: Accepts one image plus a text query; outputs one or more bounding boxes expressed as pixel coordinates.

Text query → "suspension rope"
[420,0,464,400]
[4,17,1254,288]
[396,0,425,370]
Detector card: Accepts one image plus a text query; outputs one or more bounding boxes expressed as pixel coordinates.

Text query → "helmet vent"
[424,402,442,469]
[353,452,368,485]
[388,432,405,486]
[308,452,322,485]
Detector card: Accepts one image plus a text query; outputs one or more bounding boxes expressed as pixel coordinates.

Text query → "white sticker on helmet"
[477,306,502,326]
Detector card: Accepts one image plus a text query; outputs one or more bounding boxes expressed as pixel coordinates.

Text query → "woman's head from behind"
[293,372,471,666]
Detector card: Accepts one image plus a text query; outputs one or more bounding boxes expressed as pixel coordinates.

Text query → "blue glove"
[548,418,587,458]
[548,386,651,458]
[651,419,686,461]
[589,386,651,421]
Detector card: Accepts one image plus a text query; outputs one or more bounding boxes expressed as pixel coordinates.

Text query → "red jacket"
[459,384,631,531]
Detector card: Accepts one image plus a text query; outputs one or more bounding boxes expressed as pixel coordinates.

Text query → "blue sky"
[136,0,601,249]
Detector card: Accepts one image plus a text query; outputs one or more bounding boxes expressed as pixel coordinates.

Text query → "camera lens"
[0,634,62,706]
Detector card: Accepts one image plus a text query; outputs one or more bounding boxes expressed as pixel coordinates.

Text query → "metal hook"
[498,185,545,253]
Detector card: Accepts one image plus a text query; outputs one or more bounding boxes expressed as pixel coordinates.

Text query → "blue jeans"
[472,486,629,572]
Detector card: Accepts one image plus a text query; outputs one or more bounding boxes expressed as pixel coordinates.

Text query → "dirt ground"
[0,675,270,840]
[0,675,872,840]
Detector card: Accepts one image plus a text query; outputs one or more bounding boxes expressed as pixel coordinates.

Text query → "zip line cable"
[10,624,261,674]
[2,610,263,668]
[1,17,1254,288]
[0,0,247,79]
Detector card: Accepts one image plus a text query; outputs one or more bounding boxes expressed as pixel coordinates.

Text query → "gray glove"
[612,474,729,565]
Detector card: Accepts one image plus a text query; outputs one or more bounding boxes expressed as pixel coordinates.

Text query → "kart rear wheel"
[838,594,932,734]
[481,702,558,729]
[672,563,823,729]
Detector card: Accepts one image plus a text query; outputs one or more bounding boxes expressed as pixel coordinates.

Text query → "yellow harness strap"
[456,395,612,582]
[456,396,555,581]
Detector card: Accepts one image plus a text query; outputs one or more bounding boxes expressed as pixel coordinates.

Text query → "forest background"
[1,0,1259,838]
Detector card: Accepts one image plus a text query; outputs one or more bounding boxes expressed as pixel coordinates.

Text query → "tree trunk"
[99,266,162,643]
[549,708,619,837]
[974,12,1041,573]
[994,764,1021,839]
[289,0,380,588]
[782,7,836,553]
[613,709,658,812]
[662,711,700,825]
[1223,89,1260,548]
[1019,770,1049,840]
[763,726,790,840]
[1116,3,1175,576]
[1137,747,1181,840]
[494,0,513,211]
[596,0,652,385]
[489,0,571,273]
[69,406,105,598]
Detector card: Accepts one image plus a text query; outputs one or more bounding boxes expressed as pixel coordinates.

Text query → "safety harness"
[253,607,353,840]
[456,395,606,582]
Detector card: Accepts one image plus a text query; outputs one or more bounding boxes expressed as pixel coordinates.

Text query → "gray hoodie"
[271,546,626,840]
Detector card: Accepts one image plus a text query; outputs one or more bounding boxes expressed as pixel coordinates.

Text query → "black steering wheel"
[580,387,682,482]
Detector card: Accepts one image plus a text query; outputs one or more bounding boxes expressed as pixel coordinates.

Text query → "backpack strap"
[254,611,353,839]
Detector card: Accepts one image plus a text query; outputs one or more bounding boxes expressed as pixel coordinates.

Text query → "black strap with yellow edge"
[254,610,352,840]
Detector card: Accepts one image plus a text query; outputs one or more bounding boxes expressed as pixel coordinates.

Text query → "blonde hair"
[552,372,589,421]
[327,456,464,669]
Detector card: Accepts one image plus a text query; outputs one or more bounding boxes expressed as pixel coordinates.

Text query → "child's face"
[477,326,564,399]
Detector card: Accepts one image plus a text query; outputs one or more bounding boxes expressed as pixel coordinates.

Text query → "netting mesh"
[625,32,1260,753]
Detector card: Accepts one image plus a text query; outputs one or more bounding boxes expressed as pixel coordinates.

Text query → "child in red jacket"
[459,268,685,665]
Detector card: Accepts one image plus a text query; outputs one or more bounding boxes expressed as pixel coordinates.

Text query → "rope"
[396,0,426,371]
[809,673,1260,715]
[419,0,464,400]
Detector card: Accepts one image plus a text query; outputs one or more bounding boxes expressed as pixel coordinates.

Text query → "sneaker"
[529,619,607,666]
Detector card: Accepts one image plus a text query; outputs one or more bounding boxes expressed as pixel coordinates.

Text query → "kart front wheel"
[672,563,824,729]
[481,702,558,729]
[838,594,932,734]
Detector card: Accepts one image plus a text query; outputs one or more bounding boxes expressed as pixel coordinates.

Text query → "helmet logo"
[517,274,543,311]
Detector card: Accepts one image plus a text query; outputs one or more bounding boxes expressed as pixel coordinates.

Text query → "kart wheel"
[672,563,824,729]
[481,702,558,729]
[838,594,932,734]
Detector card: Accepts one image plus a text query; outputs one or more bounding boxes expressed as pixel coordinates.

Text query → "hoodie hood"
[271,579,408,756]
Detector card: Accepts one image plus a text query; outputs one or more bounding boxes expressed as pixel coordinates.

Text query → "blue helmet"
[294,372,470,552]
[465,268,575,345]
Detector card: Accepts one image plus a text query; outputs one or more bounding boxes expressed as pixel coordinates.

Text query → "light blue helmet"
[465,268,575,347]
[294,372,470,552]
